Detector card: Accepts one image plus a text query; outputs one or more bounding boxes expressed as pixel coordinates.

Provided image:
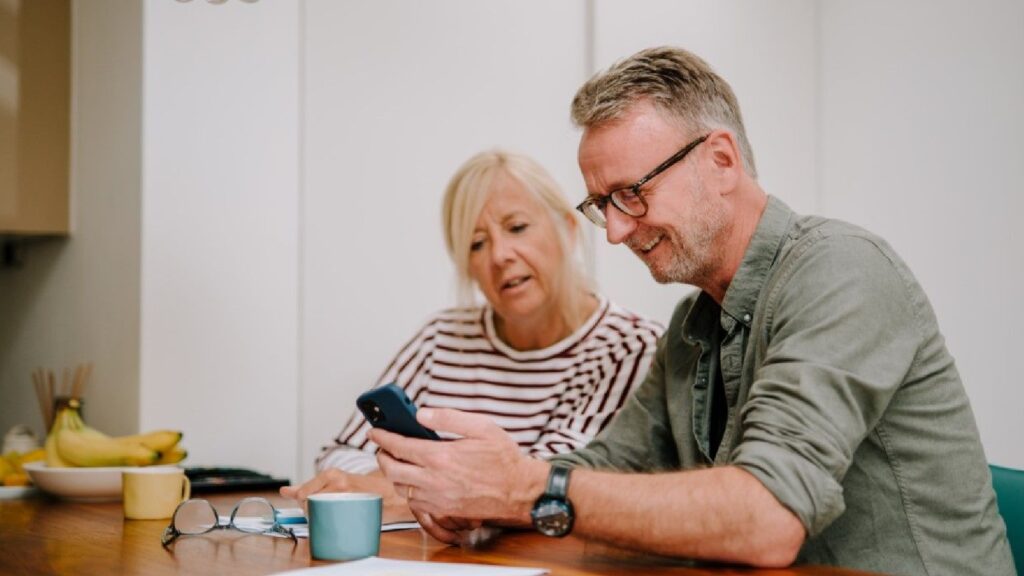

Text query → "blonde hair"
[571,46,757,178]
[441,150,592,330]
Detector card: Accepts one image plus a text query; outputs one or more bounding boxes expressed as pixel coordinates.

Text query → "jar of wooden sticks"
[31,363,93,431]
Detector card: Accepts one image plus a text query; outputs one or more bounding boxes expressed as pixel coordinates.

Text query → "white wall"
[819,0,1024,468]
[300,0,587,481]
[140,0,300,479]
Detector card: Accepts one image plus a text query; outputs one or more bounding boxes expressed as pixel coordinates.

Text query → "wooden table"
[0,490,880,576]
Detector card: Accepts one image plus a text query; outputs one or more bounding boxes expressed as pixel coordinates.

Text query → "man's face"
[578,103,731,287]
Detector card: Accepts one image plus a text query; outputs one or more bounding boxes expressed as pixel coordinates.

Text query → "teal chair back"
[991,464,1024,575]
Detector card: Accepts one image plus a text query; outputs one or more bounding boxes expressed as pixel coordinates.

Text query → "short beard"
[647,177,729,286]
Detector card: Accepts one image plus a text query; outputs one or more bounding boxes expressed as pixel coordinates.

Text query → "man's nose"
[604,208,636,245]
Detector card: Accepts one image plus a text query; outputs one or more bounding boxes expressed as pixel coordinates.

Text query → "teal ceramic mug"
[307,493,382,561]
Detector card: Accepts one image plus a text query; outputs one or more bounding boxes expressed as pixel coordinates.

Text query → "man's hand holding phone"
[369,406,549,545]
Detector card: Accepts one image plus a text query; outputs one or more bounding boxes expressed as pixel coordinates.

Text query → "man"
[371,46,1014,574]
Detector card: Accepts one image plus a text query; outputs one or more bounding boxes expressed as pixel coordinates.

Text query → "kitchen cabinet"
[0,0,70,235]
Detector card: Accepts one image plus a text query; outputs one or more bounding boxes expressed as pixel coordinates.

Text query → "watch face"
[531,497,574,537]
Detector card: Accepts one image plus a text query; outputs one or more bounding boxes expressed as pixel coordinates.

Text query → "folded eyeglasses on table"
[161,497,297,548]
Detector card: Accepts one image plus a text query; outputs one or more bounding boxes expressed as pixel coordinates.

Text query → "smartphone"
[357,383,441,441]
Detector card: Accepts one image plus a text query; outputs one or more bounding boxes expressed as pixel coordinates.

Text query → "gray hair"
[571,46,757,178]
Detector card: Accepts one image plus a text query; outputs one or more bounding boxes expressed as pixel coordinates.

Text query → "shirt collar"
[720,195,794,328]
[682,195,795,340]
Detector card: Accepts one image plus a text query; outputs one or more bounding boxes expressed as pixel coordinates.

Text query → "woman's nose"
[489,235,516,263]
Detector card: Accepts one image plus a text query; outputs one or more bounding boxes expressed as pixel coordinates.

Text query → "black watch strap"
[532,464,575,537]
[545,464,572,499]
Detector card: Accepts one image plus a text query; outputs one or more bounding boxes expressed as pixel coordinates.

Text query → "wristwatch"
[530,464,574,537]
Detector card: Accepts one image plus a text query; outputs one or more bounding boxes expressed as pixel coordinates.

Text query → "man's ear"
[704,130,743,193]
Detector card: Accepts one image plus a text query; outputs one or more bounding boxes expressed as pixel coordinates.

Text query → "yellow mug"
[122,467,190,520]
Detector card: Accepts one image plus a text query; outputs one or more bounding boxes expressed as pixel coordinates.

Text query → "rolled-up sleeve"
[730,233,923,536]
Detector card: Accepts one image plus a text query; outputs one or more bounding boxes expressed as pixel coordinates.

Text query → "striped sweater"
[317,296,663,473]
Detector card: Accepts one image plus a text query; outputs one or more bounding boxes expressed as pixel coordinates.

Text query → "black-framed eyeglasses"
[161,497,297,548]
[576,134,709,228]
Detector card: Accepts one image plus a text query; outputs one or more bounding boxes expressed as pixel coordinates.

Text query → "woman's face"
[468,174,569,327]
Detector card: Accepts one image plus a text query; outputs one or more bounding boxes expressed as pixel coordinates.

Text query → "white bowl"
[23,461,131,502]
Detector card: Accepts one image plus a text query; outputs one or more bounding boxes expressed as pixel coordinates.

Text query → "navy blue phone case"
[356,383,441,441]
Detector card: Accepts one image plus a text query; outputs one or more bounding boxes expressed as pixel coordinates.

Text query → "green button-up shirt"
[554,196,1014,575]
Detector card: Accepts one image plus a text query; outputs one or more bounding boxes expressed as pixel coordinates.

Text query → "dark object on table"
[185,467,290,494]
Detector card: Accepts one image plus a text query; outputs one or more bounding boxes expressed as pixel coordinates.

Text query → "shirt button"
[743,313,752,323]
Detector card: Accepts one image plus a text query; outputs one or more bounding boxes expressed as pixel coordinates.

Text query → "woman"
[282,150,662,521]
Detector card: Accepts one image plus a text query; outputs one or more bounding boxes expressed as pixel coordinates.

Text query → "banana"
[45,408,79,468]
[3,473,30,486]
[153,446,187,465]
[116,430,182,453]
[21,448,46,463]
[56,428,159,467]
[65,409,110,441]
[44,401,184,468]
[45,434,70,467]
